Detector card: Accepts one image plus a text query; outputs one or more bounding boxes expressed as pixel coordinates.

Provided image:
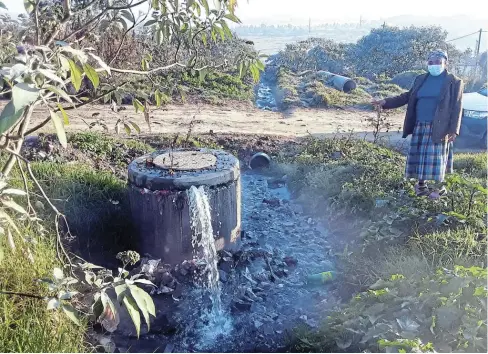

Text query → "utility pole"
[474,28,482,76]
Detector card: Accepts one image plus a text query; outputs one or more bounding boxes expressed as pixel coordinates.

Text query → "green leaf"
[87,53,111,75]
[129,121,141,134]
[123,123,131,135]
[120,10,134,22]
[44,85,73,104]
[0,210,21,235]
[82,64,100,89]
[200,0,209,15]
[198,68,208,83]
[122,294,141,337]
[68,60,82,92]
[114,283,128,302]
[133,98,145,113]
[50,110,67,148]
[155,89,161,107]
[2,199,28,215]
[224,13,241,23]
[38,69,66,87]
[1,188,27,196]
[47,298,60,310]
[12,83,39,112]
[53,267,64,280]
[57,104,69,125]
[24,0,34,14]
[129,285,151,331]
[100,291,120,332]
[144,19,158,27]
[61,304,81,326]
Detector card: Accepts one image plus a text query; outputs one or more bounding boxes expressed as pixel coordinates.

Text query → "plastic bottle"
[306,271,336,285]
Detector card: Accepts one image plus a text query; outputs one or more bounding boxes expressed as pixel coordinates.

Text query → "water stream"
[187,186,233,349]
[255,80,277,111]
[170,172,337,352]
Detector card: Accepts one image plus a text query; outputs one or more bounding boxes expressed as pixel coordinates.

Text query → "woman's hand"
[371,98,386,107]
[447,134,456,142]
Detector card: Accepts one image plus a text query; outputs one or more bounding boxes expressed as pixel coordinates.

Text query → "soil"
[13,101,406,143]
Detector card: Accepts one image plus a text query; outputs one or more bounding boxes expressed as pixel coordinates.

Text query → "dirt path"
[22,101,406,140]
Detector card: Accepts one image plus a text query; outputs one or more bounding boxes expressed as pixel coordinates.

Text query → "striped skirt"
[405,122,453,182]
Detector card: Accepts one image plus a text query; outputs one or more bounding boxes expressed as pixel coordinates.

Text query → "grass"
[1,165,88,352]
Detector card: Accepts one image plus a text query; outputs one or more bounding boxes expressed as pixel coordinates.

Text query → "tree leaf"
[129,285,151,331]
[50,110,67,148]
[144,19,158,27]
[53,267,64,280]
[2,199,28,215]
[59,291,79,300]
[100,291,120,332]
[62,304,81,325]
[46,298,60,310]
[12,83,39,112]
[1,188,27,196]
[200,0,209,15]
[88,53,111,75]
[82,64,100,89]
[120,10,134,23]
[0,209,21,235]
[57,104,69,125]
[224,13,241,23]
[23,0,34,14]
[155,89,161,107]
[133,279,156,287]
[129,121,141,134]
[7,228,15,251]
[38,69,66,87]
[133,98,145,113]
[68,59,83,92]
[122,294,141,338]
[123,123,131,135]
[44,85,73,104]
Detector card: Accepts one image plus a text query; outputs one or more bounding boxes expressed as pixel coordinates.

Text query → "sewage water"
[186,186,232,349]
[170,172,337,352]
[255,80,277,111]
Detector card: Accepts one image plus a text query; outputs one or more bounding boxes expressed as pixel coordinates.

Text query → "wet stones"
[263,198,281,207]
[283,256,298,267]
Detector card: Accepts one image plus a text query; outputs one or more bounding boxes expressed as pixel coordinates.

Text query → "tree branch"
[0,290,44,300]
[22,87,119,137]
[61,0,147,43]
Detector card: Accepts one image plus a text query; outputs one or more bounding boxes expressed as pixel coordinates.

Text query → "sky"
[3,0,488,23]
[233,0,488,24]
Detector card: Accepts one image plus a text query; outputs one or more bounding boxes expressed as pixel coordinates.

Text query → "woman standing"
[373,50,464,197]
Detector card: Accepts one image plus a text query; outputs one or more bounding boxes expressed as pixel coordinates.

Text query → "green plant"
[293,265,487,353]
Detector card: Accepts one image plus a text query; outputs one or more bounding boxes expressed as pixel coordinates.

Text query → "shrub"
[391,70,426,89]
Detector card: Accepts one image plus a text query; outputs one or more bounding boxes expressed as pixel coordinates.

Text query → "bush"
[391,70,426,89]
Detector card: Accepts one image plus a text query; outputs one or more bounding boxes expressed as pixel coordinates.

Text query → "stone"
[164,344,174,353]
[172,283,183,301]
[283,256,298,267]
[160,271,175,286]
[218,269,228,283]
[254,320,264,329]
[331,151,344,160]
[299,315,308,321]
[232,300,252,313]
[263,198,280,207]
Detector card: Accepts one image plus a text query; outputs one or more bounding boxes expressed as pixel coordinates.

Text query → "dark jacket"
[383,72,464,143]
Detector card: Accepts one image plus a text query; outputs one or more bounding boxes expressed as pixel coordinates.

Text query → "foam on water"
[187,186,233,348]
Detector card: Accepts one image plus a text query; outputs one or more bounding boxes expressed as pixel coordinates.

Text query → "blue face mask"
[428,65,445,76]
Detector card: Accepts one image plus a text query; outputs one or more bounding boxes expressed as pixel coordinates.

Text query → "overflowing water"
[187,186,233,348]
[255,80,277,111]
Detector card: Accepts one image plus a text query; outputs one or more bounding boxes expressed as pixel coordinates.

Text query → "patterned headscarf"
[428,50,448,62]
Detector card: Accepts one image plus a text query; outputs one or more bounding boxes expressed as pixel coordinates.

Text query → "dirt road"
[24,101,406,141]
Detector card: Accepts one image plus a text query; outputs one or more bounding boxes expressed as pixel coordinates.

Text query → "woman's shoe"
[429,186,447,199]
[415,183,430,196]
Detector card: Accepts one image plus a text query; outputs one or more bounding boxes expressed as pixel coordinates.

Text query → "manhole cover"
[153,151,217,171]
